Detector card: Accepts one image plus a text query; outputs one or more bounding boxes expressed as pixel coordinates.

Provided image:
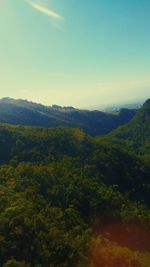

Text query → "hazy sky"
[0,0,150,108]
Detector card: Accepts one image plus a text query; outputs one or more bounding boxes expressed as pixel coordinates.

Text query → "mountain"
[0,97,136,136]
[89,99,143,112]
[104,99,150,158]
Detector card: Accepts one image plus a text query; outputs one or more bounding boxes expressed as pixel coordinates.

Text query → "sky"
[0,0,150,108]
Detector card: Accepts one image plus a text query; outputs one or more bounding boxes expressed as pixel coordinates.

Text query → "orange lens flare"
[89,222,150,267]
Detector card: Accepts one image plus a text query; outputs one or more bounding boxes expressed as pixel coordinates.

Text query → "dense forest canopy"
[0,99,150,266]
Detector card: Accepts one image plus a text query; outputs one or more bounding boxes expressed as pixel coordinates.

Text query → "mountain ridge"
[0,97,137,136]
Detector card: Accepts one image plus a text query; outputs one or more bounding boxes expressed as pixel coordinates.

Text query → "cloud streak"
[27,1,62,20]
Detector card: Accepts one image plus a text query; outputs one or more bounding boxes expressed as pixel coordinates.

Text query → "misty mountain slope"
[0,98,136,135]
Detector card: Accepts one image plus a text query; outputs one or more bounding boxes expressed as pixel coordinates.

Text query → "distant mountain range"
[89,100,144,112]
[0,97,137,136]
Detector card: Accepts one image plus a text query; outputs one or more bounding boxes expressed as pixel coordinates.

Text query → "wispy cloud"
[26,1,63,21]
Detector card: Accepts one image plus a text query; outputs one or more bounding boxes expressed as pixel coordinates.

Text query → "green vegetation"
[102,99,150,160]
[0,100,150,266]
[0,98,136,136]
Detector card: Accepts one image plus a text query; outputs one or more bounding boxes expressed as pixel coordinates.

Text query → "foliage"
[90,236,150,267]
[0,100,150,266]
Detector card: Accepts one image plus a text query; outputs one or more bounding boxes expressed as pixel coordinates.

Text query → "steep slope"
[105,99,150,157]
[0,97,136,136]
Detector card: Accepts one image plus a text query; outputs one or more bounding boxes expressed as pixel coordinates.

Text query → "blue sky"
[0,0,150,108]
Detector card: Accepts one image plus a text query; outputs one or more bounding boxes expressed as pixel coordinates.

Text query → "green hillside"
[99,99,150,160]
[0,121,150,266]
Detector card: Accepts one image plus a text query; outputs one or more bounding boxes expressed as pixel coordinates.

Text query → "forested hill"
[104,98,150,158]
[0,97,136,136]
[0,121,150,266]
[0,99,150,266]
